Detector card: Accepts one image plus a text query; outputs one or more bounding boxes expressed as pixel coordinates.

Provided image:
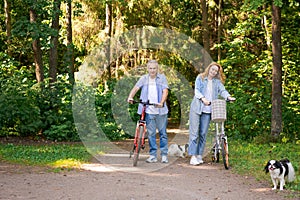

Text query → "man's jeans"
[145,113,168,157]
[188,112,211,156]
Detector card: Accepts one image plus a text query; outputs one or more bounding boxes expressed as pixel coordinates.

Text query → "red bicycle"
[129,100,155,166]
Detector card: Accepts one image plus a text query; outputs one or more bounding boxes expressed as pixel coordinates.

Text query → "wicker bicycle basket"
[211,99,227,122]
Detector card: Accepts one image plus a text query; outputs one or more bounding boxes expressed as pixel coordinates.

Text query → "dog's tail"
[287,162,296,182]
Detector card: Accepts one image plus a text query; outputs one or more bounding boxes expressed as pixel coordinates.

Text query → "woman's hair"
[200,62,226,84]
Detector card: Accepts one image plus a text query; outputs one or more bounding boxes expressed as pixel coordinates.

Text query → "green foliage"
[220,3,300,143]
[36,78,78,141]
[0,0,299,144]
[230,140,300,192]
[0,54,42,136]
[0,53,78,141]
[95,79,127,141]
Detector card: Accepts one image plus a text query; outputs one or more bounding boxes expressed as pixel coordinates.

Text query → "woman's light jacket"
[190,75,231,115]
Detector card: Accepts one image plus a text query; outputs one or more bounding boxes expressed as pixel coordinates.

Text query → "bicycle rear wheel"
[221,138,229,169]
[133,126,143,166]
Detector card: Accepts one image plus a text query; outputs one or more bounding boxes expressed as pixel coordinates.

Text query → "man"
[127,60,169,163]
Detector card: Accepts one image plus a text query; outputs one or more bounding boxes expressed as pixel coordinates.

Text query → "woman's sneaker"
[146,155,158,163]
[196,155,204,164]
[190,156,200,165]
[161,155,168,163]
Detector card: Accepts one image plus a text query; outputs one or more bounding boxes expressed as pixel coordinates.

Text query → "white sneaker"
[161,155,168,163]
[196,155,204,164]
[146,155,157,163]
[190,156,200,165]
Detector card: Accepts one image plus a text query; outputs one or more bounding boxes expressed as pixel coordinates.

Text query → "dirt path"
[0,159,298,200]
[0,130,299,200]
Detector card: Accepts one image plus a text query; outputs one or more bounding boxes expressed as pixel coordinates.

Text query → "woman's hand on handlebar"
[201,97,211,106]
[227,96,236,102]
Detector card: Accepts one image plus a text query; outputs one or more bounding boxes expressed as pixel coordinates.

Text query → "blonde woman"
[188,62,236,165]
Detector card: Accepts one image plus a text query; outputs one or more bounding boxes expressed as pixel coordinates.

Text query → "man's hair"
[147,60,158,67]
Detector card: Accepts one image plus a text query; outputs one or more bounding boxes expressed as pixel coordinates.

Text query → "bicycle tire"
[133,126,144,166]
[211,144,220,163]
[221,138,229,169]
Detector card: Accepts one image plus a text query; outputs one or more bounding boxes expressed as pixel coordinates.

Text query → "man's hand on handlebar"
[155,102,163,108]
[127,97,134,104]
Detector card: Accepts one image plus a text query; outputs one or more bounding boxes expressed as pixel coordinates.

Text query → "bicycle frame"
[133,105,147,153]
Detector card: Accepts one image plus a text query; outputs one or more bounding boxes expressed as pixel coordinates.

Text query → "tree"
[66,0,75,84]
[201,0,210,54]
[216,0,222,61]
[4,0,12,56]
[30,4,44,83]
[271,2,282,140]
[49,0,61,83]
[105,1,112,80]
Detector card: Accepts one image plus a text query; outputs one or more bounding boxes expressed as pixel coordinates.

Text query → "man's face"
[148,63,158,78]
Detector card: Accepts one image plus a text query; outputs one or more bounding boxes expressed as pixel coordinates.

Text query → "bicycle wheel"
[221,138,229,169]
[133,126,143,166]
[211,144,220,163]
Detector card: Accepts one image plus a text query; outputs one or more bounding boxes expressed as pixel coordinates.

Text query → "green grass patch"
[0,143,92,169]
[230,140,300,191]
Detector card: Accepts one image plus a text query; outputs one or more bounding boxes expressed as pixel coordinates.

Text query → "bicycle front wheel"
[221,138,229,170]
[133,126,143,166]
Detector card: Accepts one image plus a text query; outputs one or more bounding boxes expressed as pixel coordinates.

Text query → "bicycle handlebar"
[128,99,157,106]
[206,98,236,106]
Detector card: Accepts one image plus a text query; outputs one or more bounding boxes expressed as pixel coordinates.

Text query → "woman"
[188,62,235,165]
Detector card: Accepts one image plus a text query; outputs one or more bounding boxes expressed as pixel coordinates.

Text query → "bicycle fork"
[129,121,147,158]
[212,122,226,161]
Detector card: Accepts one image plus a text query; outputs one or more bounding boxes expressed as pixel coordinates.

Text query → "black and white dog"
[264,159,296,190]
[168,143,189,158]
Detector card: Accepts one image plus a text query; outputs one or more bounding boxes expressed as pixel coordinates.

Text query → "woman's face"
[208,65,219,79]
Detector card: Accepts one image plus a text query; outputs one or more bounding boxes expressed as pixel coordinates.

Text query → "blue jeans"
[145,113,168,157]
[188,112,211,156]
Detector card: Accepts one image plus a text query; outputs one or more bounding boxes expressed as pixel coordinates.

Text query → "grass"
[229,140,300,192]
[0,143,92,170]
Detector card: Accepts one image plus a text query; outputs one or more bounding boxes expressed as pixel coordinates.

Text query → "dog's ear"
[185,144,189,149]
[177,145,183,151]
[264,161,270,173]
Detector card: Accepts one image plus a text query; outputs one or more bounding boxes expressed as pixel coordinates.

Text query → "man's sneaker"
[196,155,204,164]
[161,155,168,163]
[146,155,157,163]
[190,155,200,165]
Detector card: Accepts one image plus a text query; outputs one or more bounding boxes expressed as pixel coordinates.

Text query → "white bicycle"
[210,99,234,170]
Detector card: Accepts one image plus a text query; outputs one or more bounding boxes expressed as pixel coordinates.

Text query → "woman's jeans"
[145,113,168,157]
[188,112,211,156]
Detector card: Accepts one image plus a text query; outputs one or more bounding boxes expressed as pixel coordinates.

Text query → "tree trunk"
[271,3,282,141]
[30,7,44,83]
[105,2,112,80]
[4,0,12,57]
[66,0,74,84]
[217,0,222,61]
[49,0,61,83]
[201,0,210,69]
